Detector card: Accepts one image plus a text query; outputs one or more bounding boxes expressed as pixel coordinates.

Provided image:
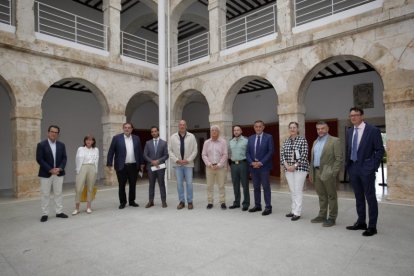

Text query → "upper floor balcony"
[0,0,389,69]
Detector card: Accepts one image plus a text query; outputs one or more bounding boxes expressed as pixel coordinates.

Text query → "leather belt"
[231,159,246,165]
[314,166,320,169]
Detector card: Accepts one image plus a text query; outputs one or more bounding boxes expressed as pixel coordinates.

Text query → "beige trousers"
[75,164,96,203]
[206,167,226,204]
[40,175,64,215]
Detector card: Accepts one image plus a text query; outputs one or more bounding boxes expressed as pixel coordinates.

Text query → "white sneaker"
[72,209,79,215]
[86,208,92,214]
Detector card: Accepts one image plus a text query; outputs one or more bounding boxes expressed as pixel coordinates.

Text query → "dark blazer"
[247,132,274,171]
[36,139,67,177]
[345,122,384,175]
[107,134,143,171]
[143,138,169,168]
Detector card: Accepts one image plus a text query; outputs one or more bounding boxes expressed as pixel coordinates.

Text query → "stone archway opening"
[302,56,386,196]
[0,77,13,197]
[173,89,209,177]
[41,78,106,186]
[226,76,280,177]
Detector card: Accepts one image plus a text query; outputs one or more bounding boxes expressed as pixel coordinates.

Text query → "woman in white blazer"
[72,135,99,215]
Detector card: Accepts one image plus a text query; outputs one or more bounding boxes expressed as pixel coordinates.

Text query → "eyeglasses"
[349,114,362,118]
[49,131,59,134]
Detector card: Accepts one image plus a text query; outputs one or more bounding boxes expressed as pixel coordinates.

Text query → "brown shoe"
[145,201,154,208]
[162,201,167,208]
[177,202,185,210]
[188,202,193,210]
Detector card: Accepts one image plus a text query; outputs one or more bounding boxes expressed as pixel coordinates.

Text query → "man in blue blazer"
[143,126,169,208]
[36,125,68,222]
[247,120,274,216]
[345,107,384,236]
[107,123,144,209]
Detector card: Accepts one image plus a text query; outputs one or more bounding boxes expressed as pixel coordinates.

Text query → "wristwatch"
[294,163,298,168]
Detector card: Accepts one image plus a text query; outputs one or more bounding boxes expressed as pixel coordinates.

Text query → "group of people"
[36,107,384,237]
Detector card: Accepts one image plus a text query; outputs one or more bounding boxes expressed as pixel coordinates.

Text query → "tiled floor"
[0,176,413,276]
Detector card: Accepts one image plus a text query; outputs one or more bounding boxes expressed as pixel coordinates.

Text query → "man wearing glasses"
[345,107,384,236]
[36,125,68,222]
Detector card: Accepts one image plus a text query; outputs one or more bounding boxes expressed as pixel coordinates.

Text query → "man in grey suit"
[309,121,343,227]
[143,126,169,208]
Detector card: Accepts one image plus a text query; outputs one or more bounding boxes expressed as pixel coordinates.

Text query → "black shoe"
[119,204,126,209]
[262,209,272,216]
[56,213,68,218]
[242,206,249,211]
[129,202,139,207]
[40,215,48,222]
[362,228,377,236]
[346,222,367,230]
[206,204,213,209]
[291,215,301,221]
[229,205,240,209]
[285,212,294,218]
[221,203,227,210]
[248,206,262,213]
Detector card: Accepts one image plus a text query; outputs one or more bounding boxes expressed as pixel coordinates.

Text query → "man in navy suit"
[143,126,169,208]
[247,120,274,216]
[345,107,384,236]
[36,125,68,222]
[107,123,144,209]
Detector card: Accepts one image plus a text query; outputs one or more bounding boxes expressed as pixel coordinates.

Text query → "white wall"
[130,101,158,129]
[41,88,103,184]
[233,90,278,125]
[183,102,210,129]
[305,71,384,120]
[0,85,12,190]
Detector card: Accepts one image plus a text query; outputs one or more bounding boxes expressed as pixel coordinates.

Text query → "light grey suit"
[310,135,343,220]
[143,139,169,202]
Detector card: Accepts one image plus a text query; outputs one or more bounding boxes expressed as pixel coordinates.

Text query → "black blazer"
[107,133,144,171]
[36,139,67,177]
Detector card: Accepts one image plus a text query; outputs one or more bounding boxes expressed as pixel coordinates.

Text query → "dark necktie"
[351,128,358,161]
[255,135,261,159]
[154,140,158,155]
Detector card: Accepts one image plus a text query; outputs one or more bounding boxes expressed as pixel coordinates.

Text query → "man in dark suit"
[36,125,68,222]
[107,122,144,209]
[345,107,384,236]
[247,120,274,216]
[143,126,169,208]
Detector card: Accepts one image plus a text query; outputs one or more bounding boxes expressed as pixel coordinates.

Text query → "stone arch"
[298,55,384,105]
[172,88,209,124]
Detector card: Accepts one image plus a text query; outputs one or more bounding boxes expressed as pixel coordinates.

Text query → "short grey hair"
[210,125,220,132]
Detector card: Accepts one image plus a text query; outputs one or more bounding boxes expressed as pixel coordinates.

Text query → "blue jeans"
[175,166,193,203]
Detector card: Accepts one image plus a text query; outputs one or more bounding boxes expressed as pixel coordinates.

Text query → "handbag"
[80,185,97,202]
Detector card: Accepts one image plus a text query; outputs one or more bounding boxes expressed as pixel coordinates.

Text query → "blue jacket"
[36,139,67,177]
[107,133,144,171]
[247,132,274,172]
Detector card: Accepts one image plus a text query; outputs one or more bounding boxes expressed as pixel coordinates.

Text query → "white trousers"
[40,175,64,215]
[285,171,307,216]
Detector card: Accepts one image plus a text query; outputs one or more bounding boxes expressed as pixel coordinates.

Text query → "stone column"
[11,106,42,198]
[277,0,294,45]
[15,0,35,42]
[103,0,121,58]
[277,99,306,187]
[209,112,233,141]
[208,0,226,59]
[383,86,414,201]
[169,17,179,67]
[102,113,126,186]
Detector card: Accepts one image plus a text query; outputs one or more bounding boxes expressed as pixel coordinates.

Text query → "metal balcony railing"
[35,1,108,51]
[176,32,209,65]
[220,4,277,50]
[0,0,11,25]
[121,31,158,64]
[294,0,376,26]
